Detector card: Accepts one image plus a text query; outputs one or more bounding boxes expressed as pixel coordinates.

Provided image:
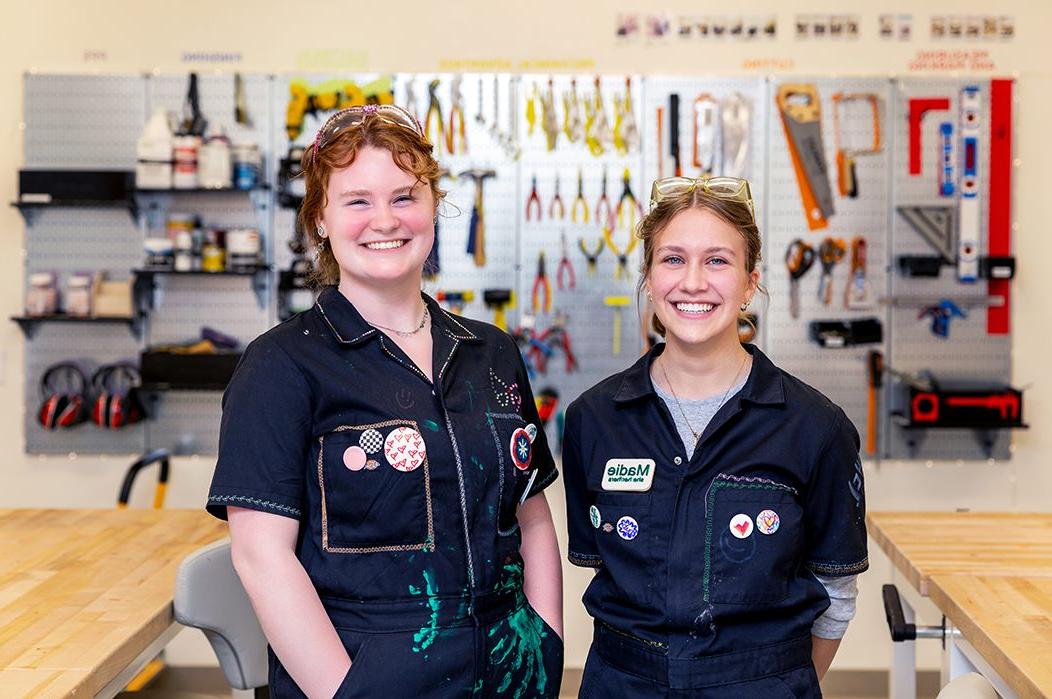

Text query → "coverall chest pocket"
[486,412,534,536]
[594,490,654,608]
[318,420,434,554]
[704,477,802,605]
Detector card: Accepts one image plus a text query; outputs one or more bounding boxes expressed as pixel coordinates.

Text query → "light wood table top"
[0,509,228,698]
[867,511,1052,595]
[929,574,1052,699]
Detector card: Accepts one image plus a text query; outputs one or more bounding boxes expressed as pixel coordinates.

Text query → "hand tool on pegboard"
[693,93,720,175]
[436,290,475,315]
[604,296,631,355]
[669,93,682,176]
[604,214,639,281]
[615,167,643,230]
[531,251,552,314]
[613,77,639,154]
[866,350,884,456]
[957,85,982,283]
[540,78,559,151]
[939,122,955,196]
[908,386,1025,429]
[549,174,565,220]
[526,174,542,222]
[917,300,967,338]
[831,92,883,198]
[721,92,751,179]
[578,236,605,276]
[817,237,847,306]
[460,169,496,267]
[656,105,665,178]
[563,79,583,144]
[425,79,445,148]
[483,289,514,331]
[595,166,614,225]
[844,236,871,309]
[987,79,1014,335]
[776,83,834,230]
[809,318,882,348]
[447,75,467,155]
[785,238,816,319]
[571,168,589,223]
[896,206,956,264]
[234,73,251,127]
[556,230,576,291]
[907,97,950,176]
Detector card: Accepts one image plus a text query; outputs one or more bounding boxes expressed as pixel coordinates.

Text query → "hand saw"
[777,84,834,230]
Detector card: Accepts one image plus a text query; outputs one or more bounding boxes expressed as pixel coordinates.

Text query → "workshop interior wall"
[0,0,1049,674]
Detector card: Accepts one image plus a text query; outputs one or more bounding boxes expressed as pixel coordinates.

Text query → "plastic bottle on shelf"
[136,108,174,189]
[232,141,261,190]
[197,126,233,189]
[173,135,202,189]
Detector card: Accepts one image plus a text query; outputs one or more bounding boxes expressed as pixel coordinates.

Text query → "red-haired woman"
[207,105,563,698]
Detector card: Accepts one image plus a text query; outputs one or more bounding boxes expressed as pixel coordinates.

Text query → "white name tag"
[601,459,656,492]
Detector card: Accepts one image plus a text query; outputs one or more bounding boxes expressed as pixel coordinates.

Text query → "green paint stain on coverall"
[408,570,441,653]
[487,604,548,697]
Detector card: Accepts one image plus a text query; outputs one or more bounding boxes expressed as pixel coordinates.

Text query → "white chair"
[174,538,269,698]
[936,672,1001,699]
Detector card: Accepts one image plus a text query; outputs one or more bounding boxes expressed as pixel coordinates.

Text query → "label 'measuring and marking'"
[601,459,656,491]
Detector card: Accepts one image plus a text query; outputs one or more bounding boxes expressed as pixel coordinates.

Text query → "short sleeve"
[562,403,601,568]
[206,337,312,521]
[804,408,868,576]
[513,345,559,499]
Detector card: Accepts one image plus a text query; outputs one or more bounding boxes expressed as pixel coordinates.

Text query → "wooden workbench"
[0,509,228,698]
[868,511,1052,698]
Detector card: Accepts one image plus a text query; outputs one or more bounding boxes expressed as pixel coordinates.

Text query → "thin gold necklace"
[365,306,430,338]
[659,351,750,444]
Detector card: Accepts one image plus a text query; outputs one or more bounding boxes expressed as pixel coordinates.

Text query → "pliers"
[557,230,576,290]
[531,251,552,314]
[595,166,614,227]
[526,174,542,222]
[548,174,565,220]
[571,168,589,223]
[446,74,467,155]
[616,167,642,230]
[425,79,444,147]
[578,236,605,275]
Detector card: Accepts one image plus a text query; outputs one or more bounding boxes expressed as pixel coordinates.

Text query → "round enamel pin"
[756,509,780,535]
[729,513,754,539]
[589,505,601,529]
[359,429,384,454]
[343,446,367,471]
[617,516,639,540]
[510,427,533,471]
[384,426,426,472]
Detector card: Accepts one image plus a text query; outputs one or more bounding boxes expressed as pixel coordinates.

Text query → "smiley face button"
[384,426,427,473]
[729,513,754,539]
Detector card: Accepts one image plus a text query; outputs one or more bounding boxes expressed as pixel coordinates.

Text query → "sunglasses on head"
[310,104,425,162]
[649,175,754,218]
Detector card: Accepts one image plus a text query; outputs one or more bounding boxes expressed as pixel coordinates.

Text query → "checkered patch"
[359,429,384,454]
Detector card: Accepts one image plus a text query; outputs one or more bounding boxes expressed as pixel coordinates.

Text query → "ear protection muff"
[92,363,145,429]
[38,363,88,429]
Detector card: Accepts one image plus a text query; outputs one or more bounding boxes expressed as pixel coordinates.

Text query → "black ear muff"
[38,363,88,430]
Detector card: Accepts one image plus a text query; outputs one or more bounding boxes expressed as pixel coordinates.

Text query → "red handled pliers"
[526,174,542,222]
[531,251,552,314]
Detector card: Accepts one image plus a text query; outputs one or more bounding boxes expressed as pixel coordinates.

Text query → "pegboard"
[515,74,646,415]
[885,78,1013,460]
[18,72,1017,461]
[764,77,891,457]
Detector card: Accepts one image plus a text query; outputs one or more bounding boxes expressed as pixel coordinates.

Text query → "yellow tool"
[447,75,467,155]
[484,289,514,331]
[563,79,583,143]
[615,167,642,230]
[539,78,559,151]
[604,295,631,355]
[583,76,610,156]
[613,77,639,155]
[285,77,394,141]
[603,222,639,280]
[436,290,475,315]
[526,82,538,137]
[571,168,589,223]
[425,79,445,147]
[831,92,883,198]
[578,236,605,275]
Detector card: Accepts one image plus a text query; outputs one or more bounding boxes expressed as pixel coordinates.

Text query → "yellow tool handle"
[776,84,821,124]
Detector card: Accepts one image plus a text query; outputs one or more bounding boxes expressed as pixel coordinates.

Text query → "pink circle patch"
[343,446,367,471]
[384,426,426,473]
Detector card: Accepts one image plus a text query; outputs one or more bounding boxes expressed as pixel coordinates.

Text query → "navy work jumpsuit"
[207,287,564,698]
[563,343,868,698]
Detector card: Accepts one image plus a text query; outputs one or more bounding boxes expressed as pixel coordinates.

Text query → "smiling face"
[319,146,435,290]
[646,207,758,351]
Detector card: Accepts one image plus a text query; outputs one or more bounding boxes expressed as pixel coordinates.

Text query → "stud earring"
[740,300,751,312]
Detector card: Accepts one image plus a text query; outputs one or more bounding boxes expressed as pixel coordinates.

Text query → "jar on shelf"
[173,135,202,189]
[201,228,226,272]
[143,238,175,270]
[26,272,59,316]
[65,273,93,317]
[226,228,262,272]
[232,142,261,190]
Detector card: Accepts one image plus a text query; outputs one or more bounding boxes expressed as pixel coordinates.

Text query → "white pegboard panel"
[516,74,646,410]
[642,76,769,349]
[144,392,223,455]
[24,208,140,278]
[23,74,146,169]
[765,77,891,455]
[886,78,1013,461]
[402,73,523,325]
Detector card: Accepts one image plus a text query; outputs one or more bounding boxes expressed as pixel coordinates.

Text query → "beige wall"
[2,0,1050,675]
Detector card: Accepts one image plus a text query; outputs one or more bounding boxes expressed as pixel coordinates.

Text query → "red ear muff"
[108,393,125,429]
[57,395,84,427]
[92,392,108,427]
[39,394,63,429]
